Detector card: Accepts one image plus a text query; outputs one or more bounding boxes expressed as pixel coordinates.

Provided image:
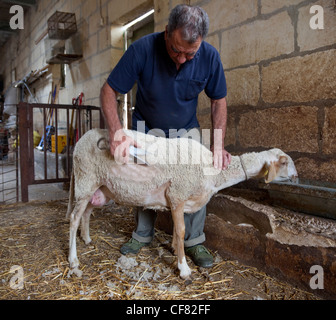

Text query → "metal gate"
[0,104,19,204]
[17,102,104,202]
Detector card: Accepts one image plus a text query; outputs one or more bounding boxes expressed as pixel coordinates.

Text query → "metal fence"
[18,102,104,202]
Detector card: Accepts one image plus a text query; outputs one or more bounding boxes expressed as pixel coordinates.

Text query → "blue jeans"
[131,126,206,247]
[132,206,206,247]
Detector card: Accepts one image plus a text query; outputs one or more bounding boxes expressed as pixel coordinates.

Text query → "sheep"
[67,128,298,280]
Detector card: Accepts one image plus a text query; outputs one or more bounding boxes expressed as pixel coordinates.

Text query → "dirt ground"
[0,200,319,300]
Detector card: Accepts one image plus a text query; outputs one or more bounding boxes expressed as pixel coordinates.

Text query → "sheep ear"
[279,156,289,168]
[264,161,277,183]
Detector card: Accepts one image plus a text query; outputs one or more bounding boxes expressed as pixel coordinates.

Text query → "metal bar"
[31,178,70,184]
[18,102,29,202]
[15,104,19,202]
[78,106,82,139]
[43,107,47,180]
[2,178,17,184]
[100,109,105,129]
[28,103,34,183]
[89,109,92,130]
[66,108,70,178]
[55,107,59,179]
[18,103,100,111]
[2,168,18,174]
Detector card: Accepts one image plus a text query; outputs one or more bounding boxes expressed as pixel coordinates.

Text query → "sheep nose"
[290,175,299,184]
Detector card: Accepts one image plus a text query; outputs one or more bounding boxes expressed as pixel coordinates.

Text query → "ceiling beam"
[2,0,36,7]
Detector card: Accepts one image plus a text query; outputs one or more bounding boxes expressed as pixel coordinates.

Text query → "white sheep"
[67,128,298,280]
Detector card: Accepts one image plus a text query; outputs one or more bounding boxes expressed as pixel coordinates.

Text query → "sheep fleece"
[72,128,244,210]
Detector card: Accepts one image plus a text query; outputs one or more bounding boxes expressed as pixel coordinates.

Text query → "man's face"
[165,27,202,68]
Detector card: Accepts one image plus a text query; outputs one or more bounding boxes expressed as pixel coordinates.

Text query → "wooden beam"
[2,0,36,7]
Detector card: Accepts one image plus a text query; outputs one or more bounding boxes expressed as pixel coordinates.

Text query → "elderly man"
[100,5,231,268]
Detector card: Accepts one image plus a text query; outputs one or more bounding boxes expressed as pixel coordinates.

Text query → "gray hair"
[167,5,209,43]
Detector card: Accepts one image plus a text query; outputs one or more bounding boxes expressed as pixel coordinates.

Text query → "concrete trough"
[156,183,336,299]
[259,179,336,220]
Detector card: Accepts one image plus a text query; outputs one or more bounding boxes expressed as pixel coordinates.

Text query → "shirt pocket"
[185,79,207,100]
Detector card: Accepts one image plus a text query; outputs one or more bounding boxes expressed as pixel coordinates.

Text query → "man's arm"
[210,97,232,170]
[100,82,138,163]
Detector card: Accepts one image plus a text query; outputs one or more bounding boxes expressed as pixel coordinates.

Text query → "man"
[100,5,231,268]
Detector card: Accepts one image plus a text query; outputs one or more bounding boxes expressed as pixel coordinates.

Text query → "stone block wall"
[193,0,336,183]
[0,0,335,182]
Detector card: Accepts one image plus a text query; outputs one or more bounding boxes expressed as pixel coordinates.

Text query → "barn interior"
[0,0,335,300]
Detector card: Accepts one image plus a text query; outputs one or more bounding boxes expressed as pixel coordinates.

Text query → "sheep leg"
[80,204,94,245]
[172,231,177,255]
[68,199,89,277]
[80,188,110,244]
[171,202,191,281]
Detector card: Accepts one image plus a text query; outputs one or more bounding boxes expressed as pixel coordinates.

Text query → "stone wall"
[0,0,335,182]
[194,0,336,183]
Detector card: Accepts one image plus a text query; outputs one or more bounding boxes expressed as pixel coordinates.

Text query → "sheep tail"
[66,170,75,219]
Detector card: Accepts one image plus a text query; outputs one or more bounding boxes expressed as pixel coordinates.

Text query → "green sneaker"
[185,245,213,268]
[120,238,149,255]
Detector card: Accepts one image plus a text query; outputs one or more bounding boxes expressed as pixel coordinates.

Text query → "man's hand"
[210,97,231,170]
[100,83,140,164]
[211,146,232,170]
[110,129,140,165]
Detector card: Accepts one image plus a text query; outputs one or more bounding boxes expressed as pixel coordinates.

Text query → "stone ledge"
[156,194,336,299]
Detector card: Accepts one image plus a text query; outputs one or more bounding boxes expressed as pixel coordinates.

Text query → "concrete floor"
[29,183,69,201]
[0,160,69,203]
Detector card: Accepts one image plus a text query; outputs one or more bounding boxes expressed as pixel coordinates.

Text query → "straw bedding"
[0,200,318,300]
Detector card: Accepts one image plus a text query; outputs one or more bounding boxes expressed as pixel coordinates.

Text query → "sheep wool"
[71,129,295,213]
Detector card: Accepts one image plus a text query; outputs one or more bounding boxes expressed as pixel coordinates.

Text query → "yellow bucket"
[51,135,67,153]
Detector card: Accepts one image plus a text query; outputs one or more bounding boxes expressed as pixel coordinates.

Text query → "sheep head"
[263,149,298,184]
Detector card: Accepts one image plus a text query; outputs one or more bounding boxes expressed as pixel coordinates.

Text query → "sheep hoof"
[178,256,192,281]
[82,237,92,245]
[68,267,83,278]
[184,277,192,285]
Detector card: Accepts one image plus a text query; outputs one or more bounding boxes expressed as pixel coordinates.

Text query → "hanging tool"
[37,84,59,151]
[70,92,84,145]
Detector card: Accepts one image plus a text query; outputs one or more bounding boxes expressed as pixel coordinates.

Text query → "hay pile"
[0,200,318,300]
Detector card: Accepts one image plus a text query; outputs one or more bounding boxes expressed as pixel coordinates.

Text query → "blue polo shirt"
[107,32,227,137]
